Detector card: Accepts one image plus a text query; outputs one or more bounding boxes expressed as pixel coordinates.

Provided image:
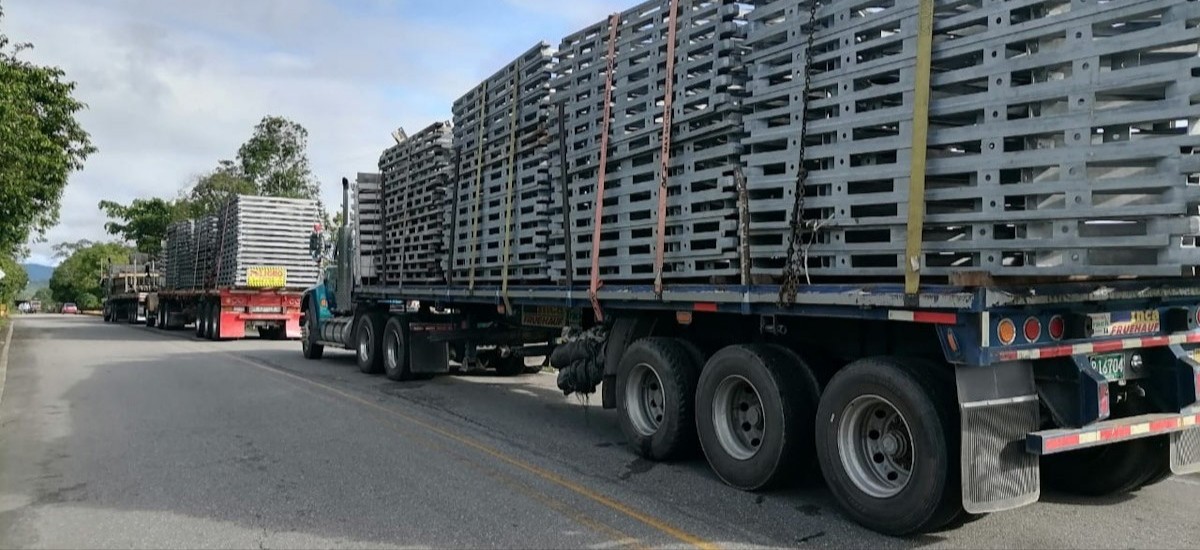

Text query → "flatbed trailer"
[306,265,1200,534]
[149,287,304,341]
[103,292,150,324]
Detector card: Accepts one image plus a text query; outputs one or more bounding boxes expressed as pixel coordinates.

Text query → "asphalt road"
[0,314,1198,549]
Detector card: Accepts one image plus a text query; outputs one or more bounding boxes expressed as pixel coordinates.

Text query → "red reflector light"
[1048,315,1065,341]
[1024,317,1042,343]
[1099,383,1111,419]
[997,318,1017,346]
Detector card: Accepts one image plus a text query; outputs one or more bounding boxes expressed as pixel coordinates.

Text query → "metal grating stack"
[355,172,384,285]
[380,122,454,284]
[163,220,195,290]
[742,0,1200,280]
[547,0,750,283]
[449,43,555,284]
[214,195,321,289]
[193,214,220,288]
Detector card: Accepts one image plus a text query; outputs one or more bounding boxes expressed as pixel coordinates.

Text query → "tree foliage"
[182,159,256,217]
[49,240,131,309]
[97,117,318,251]
[0,255,29,306]
[98,197,187,255]
[0,6,96,256]
[237,116,318,199]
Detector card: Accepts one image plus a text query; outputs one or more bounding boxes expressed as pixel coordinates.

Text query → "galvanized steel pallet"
[546,0,750,283]
[742,0,1200,279]
[355,172,384,285]
[380,122,454,285]
[214,195,321,289]
[448,43,555,284]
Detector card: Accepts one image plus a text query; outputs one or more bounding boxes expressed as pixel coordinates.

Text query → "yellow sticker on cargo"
[246,266,287,288]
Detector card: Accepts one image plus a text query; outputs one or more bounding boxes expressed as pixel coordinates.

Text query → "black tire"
[815,356,962,536]
[146,309,157,328]
[493,352,525,377]
[301,300,324,360]
[355,310,386,374]
[383,317,413,381]
[196,303,208,338]
[1139,435,1173,489]
[616,338,702,461]
[1042,397,1164,496]
[210,303,223,341]
[696,344,820,490]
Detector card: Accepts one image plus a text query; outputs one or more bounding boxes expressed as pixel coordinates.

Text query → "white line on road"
[0,320,13,408]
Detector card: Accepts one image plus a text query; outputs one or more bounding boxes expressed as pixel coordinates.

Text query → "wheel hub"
[712,375,765,460]
[624,363,666,436]
[837,395,915,498]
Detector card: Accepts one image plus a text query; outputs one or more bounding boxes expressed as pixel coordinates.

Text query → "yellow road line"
[219,350,717,550]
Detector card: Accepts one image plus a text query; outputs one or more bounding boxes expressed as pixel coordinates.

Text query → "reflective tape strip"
[1038,414,1200,454]
[997,332,1200,361]
[887,310,957,324]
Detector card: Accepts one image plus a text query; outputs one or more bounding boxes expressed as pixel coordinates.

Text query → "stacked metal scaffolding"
[163,221,194,290]
[448,43,555,284]
[742,0,1200,279]
[214,195,322,289]
[380,122,454,284]
[545,0,750,284]
[355,172,384,285]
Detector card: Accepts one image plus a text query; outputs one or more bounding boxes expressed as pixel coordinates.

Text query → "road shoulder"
[0,319,12,408]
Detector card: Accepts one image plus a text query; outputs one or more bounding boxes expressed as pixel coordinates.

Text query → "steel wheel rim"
[358,324,372,363]
[385,330,402,371]
[837,395,914,498]
[624,362,666,437]
[711,375,765,460]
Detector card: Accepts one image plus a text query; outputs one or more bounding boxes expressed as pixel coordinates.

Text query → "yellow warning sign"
[246,266,287,288]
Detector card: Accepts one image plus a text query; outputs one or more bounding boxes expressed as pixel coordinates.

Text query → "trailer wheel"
[146,309,157,328]
[196,303,208,338]
[616,338,701,461]
[383,317,413,381]
[696,344,819,490]
[482,349,524,377]
[209,303,223,341]
[815,357,961,536]
[1042,397,1164,496]
[301,299,324,360]
[355,311,386,374]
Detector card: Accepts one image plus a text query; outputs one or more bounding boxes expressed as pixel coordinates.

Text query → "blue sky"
[5,0,630,265]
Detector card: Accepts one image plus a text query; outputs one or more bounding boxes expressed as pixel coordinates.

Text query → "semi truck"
[300,0,1200,536]
[147,194,321,340]
[102,257,160,324]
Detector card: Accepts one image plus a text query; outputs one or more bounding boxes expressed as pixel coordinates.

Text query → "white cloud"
[6,0,632,265]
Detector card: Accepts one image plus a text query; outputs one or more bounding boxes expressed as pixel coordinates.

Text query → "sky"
[5,0,630,265]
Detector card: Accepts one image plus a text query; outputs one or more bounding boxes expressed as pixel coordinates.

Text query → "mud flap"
[409,331,449,375]
[1171,427,1200,475]
[957,363,1041,514]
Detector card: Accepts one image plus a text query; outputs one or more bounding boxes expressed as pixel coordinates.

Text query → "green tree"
[33,286,53,305]
[237,116,318,199]
[0,255,29,306]
[182,159,255,216]
[49,241,131,309]
[98,197,188,255]
[0,6,96,256]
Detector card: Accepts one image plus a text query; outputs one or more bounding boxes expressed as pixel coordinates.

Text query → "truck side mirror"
[309,228,324,261]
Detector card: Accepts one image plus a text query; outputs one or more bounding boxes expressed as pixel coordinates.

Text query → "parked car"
[60,303,79,314]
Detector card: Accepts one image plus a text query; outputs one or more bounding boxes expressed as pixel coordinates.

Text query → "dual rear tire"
[614,335,963,535]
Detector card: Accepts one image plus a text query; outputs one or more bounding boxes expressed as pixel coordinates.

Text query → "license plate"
[1087,310,1160,337]
[249,306,283,314]
[1090,353,1126,381]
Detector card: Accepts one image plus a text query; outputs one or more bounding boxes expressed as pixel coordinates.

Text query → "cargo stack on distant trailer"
[148,194,321,340]
[101,253,161,324]
[302,0,1200,536]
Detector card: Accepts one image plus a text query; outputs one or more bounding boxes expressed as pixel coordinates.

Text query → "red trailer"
[149,287,304,341]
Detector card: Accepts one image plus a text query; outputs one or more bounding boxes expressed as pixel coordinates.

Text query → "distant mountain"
[22,263,54,282]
